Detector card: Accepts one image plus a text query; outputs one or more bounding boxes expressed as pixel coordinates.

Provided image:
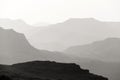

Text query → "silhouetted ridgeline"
[0,61,108,80]
[0,24,108,80]
[65,38,120,62]
[0,27,72,64]
[65,38,120,80]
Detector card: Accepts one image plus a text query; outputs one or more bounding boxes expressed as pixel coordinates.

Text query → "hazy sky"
[0,0,120,24]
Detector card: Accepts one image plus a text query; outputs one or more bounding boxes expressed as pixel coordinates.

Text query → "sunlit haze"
[0,0,120,24]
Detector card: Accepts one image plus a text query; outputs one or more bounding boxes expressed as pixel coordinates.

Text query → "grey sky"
[0,0,120,24]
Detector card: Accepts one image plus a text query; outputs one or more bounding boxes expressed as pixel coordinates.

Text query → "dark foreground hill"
[0,61,108,80]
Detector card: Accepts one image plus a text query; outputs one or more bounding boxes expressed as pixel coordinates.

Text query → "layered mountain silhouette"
[0,27,73,64]
[0,19,34,34]
[73,58,120,80]
[0,61,108,80]
[65,38,120,62]
[0,18,119,80]
[1,18,120,51]
[0,19,49,37]
[27,18,120,51]
[64,38,120,80]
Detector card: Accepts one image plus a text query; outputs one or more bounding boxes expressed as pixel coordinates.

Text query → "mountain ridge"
[0,27,73,64]
[65,37,120,62]
[0,61,108,80]
[28,18,120,51]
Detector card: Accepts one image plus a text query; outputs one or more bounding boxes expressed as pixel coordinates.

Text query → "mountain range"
[0,26,118,80]
[27,18,120,51]
[1,18,120,51]
[0,27,74,64]
[65,38,120,62]
[0,18,120,80]
[64,38,120,80]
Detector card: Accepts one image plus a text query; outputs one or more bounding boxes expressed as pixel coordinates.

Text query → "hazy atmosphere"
[0,0,120,80]
[0,0,120,24]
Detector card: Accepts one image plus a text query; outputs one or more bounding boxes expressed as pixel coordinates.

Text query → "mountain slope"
[65,38,120,62]
[64,38,120,80]
[1,18,120,52]
[0,19,34,34]
[73,59,120,80]
[0,19,51,36]
[0,27,72,64]
[28,18,120,51]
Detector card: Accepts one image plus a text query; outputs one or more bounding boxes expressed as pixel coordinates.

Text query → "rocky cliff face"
[0,61,108,80]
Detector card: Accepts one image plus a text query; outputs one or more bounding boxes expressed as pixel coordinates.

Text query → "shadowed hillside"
[0,61,108,80]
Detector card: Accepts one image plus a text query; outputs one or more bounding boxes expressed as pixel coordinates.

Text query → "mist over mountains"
[0,18,120,80]
[0,19,49,38]
[64,38,120,80]
[0,27,74,64]
[0,19,33,34]
[1,18,120,51]
[27,18,120,51]
[0,27,118,80]
[65,38,120,62]
[0,26,109,80]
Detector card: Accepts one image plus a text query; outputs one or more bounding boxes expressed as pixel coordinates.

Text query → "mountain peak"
[65,18,99,23]
[65,37,120,62]
[13,19,29,25]
[104,37,120,41]
[0,27,22,35]
[0,18,34,34]
[0,18,27,25]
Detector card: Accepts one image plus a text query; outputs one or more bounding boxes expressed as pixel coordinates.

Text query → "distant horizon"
[1,17,120,26]
[0,0,120,24]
